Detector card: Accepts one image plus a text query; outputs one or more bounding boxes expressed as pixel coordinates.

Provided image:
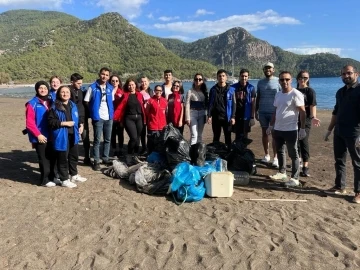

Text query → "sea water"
[0,77,344,110]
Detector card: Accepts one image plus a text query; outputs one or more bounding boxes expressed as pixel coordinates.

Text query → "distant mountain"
[0,10,217,83]
[0,10,358,83]
[157,27,360,78]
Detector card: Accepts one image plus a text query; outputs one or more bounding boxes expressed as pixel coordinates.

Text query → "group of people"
[24,64,360,204]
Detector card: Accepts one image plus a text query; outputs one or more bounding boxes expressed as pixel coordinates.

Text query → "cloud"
[195,9,214,17]
[0,0,71,8]
[285,47,343,56]
[158,16,179,22]
[167,35,192,41]
[96,0,148,19]
[153,10,300,37]
[147,13,154,19]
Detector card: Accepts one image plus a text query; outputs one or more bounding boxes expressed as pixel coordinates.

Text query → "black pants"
[35,142,56,185]
[56,134,79,181]
[333,133,360,192]
[81,116,90,159]
[298,119,311,162]
[140,124,147,150]
[124,114,143,154]
[234,118,251,140]
[111,121,124,150]
[212,116,232,148]
[273,130,300,179]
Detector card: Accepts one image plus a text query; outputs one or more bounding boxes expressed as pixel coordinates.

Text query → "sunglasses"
[279,78,291,82]
[194,78,203,81]
[173,85,180,88]
[155,89,162,92]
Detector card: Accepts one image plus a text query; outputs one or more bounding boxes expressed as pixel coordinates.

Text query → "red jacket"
[113,91,146,124]
[146,96,168,131]
[113,87,124,110]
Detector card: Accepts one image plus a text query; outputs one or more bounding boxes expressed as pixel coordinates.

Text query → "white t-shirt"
[84,85,113,120]
[164,85,172,100]
[273,88,304,131]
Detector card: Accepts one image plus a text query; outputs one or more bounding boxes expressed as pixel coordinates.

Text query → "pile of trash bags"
[103,124,256,204]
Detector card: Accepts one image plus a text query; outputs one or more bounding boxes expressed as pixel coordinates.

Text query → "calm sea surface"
[0,77,344,110]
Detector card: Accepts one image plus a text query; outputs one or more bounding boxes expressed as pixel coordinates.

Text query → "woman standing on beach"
[296,70,320,177]
[25,81,58,187]
[110,75,125,157]
[146,85,168,153]
[113,78,146,164]
[138,76,153,154]
[49,76,62,101]
[185,73,209,145]
[48,86,87,188]
[167,80,185,135]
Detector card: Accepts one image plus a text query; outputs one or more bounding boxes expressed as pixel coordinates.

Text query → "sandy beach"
[0,97,359,270]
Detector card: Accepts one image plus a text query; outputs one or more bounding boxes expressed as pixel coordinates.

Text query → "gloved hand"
[324,130,332,141]
[249,119,255,127]
[266,125,273,135]
[298,128,306,140]
[355,136,360,148]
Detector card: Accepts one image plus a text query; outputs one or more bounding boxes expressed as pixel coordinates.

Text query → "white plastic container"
[204,171,234,197]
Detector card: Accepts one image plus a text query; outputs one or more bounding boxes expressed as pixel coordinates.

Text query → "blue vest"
[51,100,80,151]
[49,89,56,102]
[231,82,255,120]
[26,97,50,143]
[208,84,236,122]
[88,81,114,121]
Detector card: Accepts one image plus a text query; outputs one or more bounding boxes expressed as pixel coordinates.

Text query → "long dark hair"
[296,70,310,88]
[109,74,123,89]
[192,73,209,107]
[123,78,138,93]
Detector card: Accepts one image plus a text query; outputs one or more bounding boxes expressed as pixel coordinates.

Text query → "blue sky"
[1,0,359,61]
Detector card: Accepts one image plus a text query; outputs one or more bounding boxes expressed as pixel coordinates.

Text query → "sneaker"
[43,181,56,187]
[285,178,300,187]
[271,158,279,168]
[71,174,87,182]
[269,172,287,181]
[92,161,101,171]
[353,193,360,203]
[139,147,147,156]
[261,154,271,163]
[126,155,134,166]
[324,186,347,195]
[53,178,62,185]
[300,167,310,177]
[61,179,77,188]
[83,157,91,165]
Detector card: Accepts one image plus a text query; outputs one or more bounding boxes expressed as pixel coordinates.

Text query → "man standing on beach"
[69,73,88,164]
[231,68,256,139]
[84,67,114,171]
[324,65,360,203]
[268,71,306,187]
[208,69,236,150]
[162,69,173,99]
[255,62,282,167]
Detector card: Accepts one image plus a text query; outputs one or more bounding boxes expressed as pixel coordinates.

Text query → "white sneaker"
[43,181,56,187]
[285,178,300,187]
[272,158,279,168]
[61,179,77,188]
[261,155,271,163]
[53,178,62,185]
[71,174,87,182]
[269,172,287,181]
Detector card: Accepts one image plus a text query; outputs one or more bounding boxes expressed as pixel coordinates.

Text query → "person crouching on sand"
[48,86,87,188]
[25,81,58,187]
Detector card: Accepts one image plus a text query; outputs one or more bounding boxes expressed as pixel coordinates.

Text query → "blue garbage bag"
[170,162,205,203]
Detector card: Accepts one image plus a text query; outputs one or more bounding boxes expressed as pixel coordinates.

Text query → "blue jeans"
[92,119,113,162]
